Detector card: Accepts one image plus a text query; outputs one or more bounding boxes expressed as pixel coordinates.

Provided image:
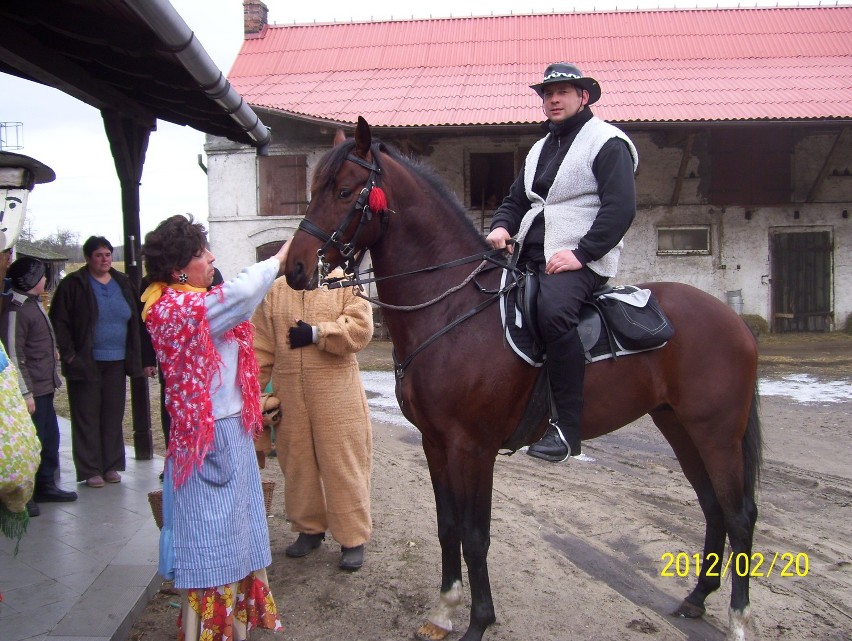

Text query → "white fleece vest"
[515,117,638,277]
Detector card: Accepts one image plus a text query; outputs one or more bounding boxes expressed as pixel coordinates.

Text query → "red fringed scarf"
[145,286,263,488]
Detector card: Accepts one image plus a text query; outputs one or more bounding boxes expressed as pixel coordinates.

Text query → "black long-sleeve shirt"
[490,108,636,266]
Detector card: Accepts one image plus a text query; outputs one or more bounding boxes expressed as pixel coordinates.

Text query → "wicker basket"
[148,480,276,530]
[148,489,165,529]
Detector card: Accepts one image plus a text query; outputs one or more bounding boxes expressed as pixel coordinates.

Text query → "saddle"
[503,269,674,365]
[498,269,675,454]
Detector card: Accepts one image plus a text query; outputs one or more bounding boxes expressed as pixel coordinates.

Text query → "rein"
[337,251,517,379]
[325,249,509,307]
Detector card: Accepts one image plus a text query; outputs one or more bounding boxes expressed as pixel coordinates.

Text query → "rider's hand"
[545,249,582,275]
[486,227,513,254]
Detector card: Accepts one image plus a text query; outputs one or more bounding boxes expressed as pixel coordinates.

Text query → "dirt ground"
[128,333,852,641]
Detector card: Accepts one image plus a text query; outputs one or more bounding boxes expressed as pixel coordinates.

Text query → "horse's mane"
[312,138,487,247]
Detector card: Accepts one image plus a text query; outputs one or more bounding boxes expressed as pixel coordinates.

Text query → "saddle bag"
[593,287,674,351]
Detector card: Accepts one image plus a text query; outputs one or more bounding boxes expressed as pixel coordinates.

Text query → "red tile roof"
[228,7,852,127]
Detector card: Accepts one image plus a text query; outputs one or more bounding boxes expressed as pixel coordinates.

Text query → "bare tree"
[18,217,36,242]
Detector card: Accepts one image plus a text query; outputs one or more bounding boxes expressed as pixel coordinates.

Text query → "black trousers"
[519,238,608,342]
[32,393,61,487]
[520,240,608,452]
[66,360,127,481]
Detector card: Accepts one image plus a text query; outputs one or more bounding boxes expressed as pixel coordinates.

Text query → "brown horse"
[283,117,762,641]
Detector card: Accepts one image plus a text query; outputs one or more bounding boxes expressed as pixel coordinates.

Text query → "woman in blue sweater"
[49,236,144,487]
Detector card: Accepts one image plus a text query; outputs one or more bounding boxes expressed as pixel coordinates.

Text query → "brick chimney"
[243,0,268,36]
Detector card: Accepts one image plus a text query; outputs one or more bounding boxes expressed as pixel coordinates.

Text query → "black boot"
[339,544,365,571]
[26,499,40,517]
[527,331,585,462]
[34,482,78,503]
[285,532,325,558]
[527,421,574,462]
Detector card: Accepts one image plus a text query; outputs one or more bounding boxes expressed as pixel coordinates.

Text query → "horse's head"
[285,116,389,290]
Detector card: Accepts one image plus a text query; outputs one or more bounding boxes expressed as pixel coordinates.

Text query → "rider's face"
[542,82,587,124]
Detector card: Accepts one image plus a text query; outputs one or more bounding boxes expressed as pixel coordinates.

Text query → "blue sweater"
[90,276,131,361]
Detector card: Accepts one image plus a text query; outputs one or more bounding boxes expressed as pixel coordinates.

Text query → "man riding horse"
[486,62,639,462]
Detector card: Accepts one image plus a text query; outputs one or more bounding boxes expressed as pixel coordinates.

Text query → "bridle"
[297,153,389,283]
[295,148,520,378]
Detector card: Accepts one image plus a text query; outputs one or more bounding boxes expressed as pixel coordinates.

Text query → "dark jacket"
[490,108,637,267]
[48,266,143,381]
[0,289,62,399]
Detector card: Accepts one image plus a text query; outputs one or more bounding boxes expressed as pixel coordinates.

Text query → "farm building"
[207,3,852,332]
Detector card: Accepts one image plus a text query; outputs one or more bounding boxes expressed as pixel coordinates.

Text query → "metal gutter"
[124,0,271,155]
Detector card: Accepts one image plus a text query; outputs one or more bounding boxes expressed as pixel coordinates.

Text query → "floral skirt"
[177,568,282,641]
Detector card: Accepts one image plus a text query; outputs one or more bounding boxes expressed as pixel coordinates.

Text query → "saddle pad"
[500,270,667,365]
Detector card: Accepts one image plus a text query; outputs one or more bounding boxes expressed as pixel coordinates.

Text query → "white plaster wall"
[619,203,852,327]
[205,141,327,274]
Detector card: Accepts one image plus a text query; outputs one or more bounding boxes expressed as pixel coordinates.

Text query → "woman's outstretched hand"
[274,241,290,272]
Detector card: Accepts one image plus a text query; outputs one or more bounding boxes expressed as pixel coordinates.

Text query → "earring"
[178,273,188,284]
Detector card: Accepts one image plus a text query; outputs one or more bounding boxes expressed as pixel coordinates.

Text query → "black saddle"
[507,269,674,364]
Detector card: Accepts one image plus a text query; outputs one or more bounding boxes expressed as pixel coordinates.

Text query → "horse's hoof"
[415,622,451,641]
[671,600,705,618]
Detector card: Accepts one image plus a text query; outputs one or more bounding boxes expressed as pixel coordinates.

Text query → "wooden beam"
[102,110,155,460]
[670,132,695,207]
[807,126,850,203]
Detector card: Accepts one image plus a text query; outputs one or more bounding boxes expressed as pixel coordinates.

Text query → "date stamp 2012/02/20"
[660,552,809,578]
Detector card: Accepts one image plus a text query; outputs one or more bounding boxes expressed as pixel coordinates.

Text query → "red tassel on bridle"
[368,185,387,213]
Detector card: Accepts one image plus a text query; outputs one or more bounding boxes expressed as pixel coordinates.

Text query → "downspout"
[124,0,271,155]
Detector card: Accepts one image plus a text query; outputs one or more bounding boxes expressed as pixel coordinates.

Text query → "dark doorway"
[771,230,833,332]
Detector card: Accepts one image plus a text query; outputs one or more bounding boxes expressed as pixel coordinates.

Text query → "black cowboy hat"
[530,62,601,105]
[0,151,56,189]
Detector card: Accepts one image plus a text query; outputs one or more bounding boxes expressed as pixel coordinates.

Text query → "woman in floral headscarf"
[141,214,287,641]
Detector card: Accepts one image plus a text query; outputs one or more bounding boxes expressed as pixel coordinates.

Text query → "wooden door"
[771,230,833,332]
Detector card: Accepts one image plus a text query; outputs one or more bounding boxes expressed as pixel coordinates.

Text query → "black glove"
[288,320,314,349]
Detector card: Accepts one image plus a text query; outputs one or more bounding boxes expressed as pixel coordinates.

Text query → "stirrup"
[548,421,573,462]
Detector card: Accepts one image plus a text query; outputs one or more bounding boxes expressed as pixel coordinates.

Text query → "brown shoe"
[86,475,105,488]
[104,471,122,483]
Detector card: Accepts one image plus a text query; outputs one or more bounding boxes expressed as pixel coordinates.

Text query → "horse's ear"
[333,128,346,147]
[354,116,371,157]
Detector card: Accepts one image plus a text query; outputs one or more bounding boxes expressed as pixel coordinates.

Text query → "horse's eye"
[338,189,352,199]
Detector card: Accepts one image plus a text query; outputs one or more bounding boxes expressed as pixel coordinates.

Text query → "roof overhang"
[0,0,270,152]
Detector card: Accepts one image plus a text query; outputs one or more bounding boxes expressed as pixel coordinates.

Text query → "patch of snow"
[759,374,851,404]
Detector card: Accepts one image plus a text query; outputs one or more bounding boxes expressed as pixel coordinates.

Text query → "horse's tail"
[742,383,763,499]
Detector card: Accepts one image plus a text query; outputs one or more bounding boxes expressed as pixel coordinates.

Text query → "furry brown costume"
[253,274,373,548]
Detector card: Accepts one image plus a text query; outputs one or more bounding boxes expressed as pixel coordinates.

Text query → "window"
[469,152,515,209]
[258,155,307,216]
[709,128,792,206]
[256,241,285,263]
[657,226,711,255]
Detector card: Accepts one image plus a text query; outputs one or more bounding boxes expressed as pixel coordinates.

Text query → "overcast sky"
[2,0,809,246]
